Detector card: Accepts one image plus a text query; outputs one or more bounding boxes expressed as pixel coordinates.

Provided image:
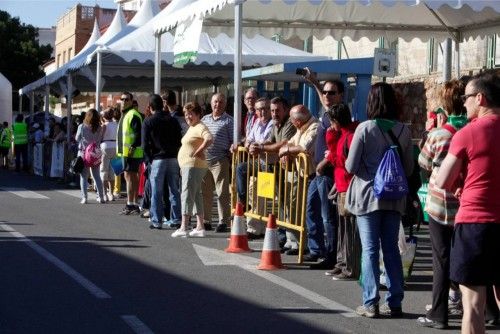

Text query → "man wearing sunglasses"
[301,69,345,271]
[436,71,500,334]
[117,91,144,215]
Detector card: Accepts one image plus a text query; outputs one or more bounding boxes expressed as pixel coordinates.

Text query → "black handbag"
[69,156,84,174]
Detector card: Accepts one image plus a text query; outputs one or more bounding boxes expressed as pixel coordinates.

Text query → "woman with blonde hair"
[76,108,105,204]
[172,102,213,238]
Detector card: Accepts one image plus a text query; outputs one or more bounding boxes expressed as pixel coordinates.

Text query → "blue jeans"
[80,165,104,200]
[236,162,249,204]
[305,175,337,259]
[356,210,404,308]
[150,158,181,224]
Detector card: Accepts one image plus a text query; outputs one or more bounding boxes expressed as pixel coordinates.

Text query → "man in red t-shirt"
[436,70,500,334]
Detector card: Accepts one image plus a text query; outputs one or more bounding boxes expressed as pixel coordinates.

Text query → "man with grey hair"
[278,104,319,254]
[201,93,234,232]
[243,87,259,137]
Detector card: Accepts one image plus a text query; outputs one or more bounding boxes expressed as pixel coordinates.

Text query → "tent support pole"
[18,90,23,115]
[455,40,461,78]
[66,74,73,146]
[443,38,452,81]
[154,34,162,94]
[29,91,35,123]
[45,85,50,137]
[233,2,243,145]
[95,49,102,111]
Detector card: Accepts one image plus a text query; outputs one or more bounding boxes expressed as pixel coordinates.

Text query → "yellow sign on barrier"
[257,171,275,199]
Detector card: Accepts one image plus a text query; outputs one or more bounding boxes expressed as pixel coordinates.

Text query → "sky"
[0,0,118,28]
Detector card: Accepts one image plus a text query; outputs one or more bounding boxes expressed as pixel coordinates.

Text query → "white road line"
[121,315,154,334]
[193,244,358,318]
[0,223,111,299]
[247,266,358,318]
[56,190,82,198]
[0,187,49,199]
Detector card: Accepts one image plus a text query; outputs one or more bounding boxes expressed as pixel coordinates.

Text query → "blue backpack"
[373,127,408,200]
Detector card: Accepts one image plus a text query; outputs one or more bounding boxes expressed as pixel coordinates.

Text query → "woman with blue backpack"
[76,108,105,204]
[345,83,414,318]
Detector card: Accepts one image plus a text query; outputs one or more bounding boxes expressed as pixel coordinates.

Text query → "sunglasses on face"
[322,91,338,96]
[120,97,130,102]
[460,93,478,103]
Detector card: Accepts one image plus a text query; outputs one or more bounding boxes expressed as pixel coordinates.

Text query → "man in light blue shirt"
[236,98,273,213]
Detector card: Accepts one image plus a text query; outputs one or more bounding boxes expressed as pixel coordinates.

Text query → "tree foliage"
[0,10,52,90]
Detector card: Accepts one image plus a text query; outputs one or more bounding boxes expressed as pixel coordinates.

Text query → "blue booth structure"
[242,57,374,121]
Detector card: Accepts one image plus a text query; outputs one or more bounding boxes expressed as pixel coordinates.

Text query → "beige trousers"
[202,158,231,225]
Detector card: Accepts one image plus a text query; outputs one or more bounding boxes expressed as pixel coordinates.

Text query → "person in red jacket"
[324,103,361,280]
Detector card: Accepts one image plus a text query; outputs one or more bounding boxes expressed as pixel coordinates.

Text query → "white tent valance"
[153,0,500,42]
[98,32,329,67]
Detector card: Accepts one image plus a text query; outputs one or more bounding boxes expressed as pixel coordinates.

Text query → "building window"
[63,51,66,64]
[57,54,61,68]
[81,6,95,20]
[68,48,72,60]
[428,39,445,73]
[488,34,500,68]
[496,35,500,67]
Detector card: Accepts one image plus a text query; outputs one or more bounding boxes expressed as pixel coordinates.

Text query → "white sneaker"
[80,198,87,204]
[189,229,205,238]
[171,229,187,238]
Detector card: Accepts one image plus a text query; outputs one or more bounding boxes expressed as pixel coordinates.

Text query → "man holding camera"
[301,68,345,270]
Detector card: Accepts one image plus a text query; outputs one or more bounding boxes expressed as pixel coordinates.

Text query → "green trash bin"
[417,183,429,223]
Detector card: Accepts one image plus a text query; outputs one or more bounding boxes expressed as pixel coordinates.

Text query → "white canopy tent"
[154,0,500,42]
[151,0,500,143]
[0,73,12,124]
[21,0,330,99]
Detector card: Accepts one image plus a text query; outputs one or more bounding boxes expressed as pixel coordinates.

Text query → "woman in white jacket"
[100,108,118,201]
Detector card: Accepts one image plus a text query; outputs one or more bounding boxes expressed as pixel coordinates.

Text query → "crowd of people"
[2,70,499,334]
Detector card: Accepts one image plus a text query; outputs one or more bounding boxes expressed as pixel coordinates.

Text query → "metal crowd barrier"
[231,146,311,263]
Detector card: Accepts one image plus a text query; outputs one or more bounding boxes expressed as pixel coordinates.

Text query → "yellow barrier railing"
[231,146,310,264]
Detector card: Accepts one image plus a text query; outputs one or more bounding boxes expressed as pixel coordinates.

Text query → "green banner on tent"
[173,51,198,68]
[173,16,203,68]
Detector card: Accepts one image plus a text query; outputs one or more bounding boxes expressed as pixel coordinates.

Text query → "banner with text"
[173,16,203,68]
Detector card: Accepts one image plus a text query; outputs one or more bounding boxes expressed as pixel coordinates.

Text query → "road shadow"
[0,233,341,334]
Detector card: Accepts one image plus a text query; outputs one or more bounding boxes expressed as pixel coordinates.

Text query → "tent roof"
[153,0,500,42]
[79,19,101,55]
[40,4,127,89]
[20,1,158,95]
[99,31,329,66]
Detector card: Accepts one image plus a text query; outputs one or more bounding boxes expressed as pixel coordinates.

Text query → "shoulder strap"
[387,128,403,158]
[441,124,457,136]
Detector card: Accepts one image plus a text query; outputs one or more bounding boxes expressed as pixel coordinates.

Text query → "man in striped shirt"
[201,93,234,232]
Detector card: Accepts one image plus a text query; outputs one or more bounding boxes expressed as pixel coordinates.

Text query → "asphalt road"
[0,170,499,334]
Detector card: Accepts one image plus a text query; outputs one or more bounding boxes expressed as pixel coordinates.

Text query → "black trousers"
[427,217,454,324]
[335,212,361,278]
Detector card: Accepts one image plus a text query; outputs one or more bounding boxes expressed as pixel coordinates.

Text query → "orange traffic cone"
[258,214,285,270]
[225,202,252,253]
